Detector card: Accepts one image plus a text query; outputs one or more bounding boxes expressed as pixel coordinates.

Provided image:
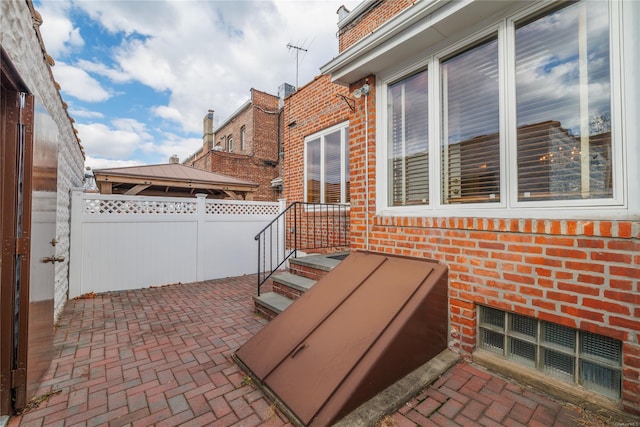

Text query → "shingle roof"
[93,163,258,187]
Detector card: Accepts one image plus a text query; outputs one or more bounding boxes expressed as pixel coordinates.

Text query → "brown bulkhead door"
[235,251,448,426]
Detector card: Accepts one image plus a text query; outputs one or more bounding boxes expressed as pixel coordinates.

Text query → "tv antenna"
[287,42,308,88]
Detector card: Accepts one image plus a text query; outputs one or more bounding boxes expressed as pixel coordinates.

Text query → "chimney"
[169,154,179,164]
[278,83,296,109]
[203,109,214,150]
[337,5,350,22]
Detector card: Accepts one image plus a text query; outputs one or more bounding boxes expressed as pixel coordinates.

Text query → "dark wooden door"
[1,48,35,415]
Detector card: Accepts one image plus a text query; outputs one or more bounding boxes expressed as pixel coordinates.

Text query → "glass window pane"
[515,2,612,201]
[510,314,537,339]
[508,338,536,367]
[580,331,622,365]
[480,305,505,328]
[542,322,575,352]
[324,130,342,203]
[543,348,575,380]
[388,70,429,206]
[306,138,321,203]
[441,37,500,204]
[480,328,504,354]
[580,360,621,399]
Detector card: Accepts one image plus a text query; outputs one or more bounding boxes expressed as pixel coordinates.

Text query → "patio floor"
[7,275,624,426]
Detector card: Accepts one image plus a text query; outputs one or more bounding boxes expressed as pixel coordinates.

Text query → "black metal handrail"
[255,202,349,295]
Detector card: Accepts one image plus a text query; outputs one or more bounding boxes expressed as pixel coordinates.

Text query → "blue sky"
[34,0,360,169]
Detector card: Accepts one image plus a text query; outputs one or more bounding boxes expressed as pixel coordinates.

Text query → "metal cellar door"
[234,252,448,426]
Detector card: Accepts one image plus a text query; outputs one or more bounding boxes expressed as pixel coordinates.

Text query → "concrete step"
[272,271,316,293]
[255,252,350,319]
[254,291,293,320]
[289,252,349,281]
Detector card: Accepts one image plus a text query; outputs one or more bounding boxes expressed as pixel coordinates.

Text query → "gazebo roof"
[93,163,258,199]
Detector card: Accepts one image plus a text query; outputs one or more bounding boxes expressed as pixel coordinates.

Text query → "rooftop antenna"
[287,42,308,88]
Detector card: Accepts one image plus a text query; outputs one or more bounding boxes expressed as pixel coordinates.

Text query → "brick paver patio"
[7,275,626,426]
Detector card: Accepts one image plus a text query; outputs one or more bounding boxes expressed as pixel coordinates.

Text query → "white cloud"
[140,134,203,164]
[153,105,182,123]
[75,59,131,84]
[77,121,146,159]
[37,0,360,165]
[69,107,104,119]
[72,0,358,134]
[53,62,111,102]
[85,156,144,170]
[36,0,84,58]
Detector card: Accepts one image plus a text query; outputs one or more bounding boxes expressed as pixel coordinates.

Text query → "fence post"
[277,199,287,270]
[196,194,207,282]
[68,189,85,298]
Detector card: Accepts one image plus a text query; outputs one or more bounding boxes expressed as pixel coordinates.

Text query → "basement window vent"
[478,306,622,400]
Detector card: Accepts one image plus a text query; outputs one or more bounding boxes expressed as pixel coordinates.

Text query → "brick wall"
[341,72,640,413]
[338,0,413,52]
[188,89,281,201]
[283,74,351,203]
[213,102,251,154]
[209,151,279,201]
[250,89,280,162]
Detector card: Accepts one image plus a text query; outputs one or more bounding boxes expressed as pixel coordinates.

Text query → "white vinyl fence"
[68,190,282,298]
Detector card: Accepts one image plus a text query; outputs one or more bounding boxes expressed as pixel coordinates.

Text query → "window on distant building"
[240,126,246,151]
[305,122,350,204]
[478,306,622,400]
[228,135,233,152]
[378,0,618,216]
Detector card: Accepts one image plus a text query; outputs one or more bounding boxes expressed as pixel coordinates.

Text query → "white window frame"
[303,121,350,204]
[228,135,233,152]
[240,126,246,151]
[376,1,631,220]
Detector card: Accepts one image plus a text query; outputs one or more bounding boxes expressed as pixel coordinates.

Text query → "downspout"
[363,81,370,252]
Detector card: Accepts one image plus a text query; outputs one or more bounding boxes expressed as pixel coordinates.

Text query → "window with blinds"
[388,69,429,206]
[304,123,350,204]
[306,138,321,203]
[515,1,612,201]
[441,37,500,204]
[324,130,342,203]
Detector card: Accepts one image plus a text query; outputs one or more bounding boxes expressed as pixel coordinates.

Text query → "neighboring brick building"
[184,88,285,201]
[285,0,640,416]
[283,74,351,205]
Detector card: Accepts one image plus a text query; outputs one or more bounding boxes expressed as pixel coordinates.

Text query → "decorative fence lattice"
[82,195,280,217]
[84,197,197,215]
[205,201,280,216]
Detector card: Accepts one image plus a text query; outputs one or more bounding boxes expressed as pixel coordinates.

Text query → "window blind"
[515,1,612,201]
[306,138,321,203]
[441,37,500,204]
[388,70,429,206]
[324,130,342,203]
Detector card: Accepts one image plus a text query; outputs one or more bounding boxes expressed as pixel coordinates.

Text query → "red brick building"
[285,0,640,416]
[185,88,283,201]
[283,74,351,205]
